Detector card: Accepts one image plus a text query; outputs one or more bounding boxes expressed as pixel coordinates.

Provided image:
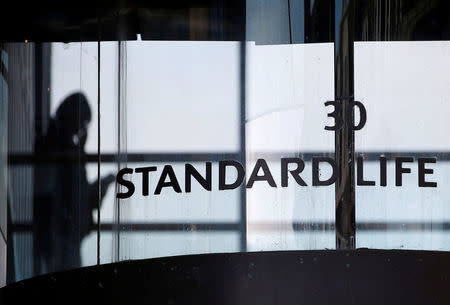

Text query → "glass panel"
[2,0,450,291]
[354,41,450,250]
[245,42,335,251]
[2,1,340,284]
[108,38,336,260]
[5,42,101,282]
[114,40,243,259]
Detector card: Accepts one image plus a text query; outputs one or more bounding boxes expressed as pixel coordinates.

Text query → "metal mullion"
[334,0,356,250]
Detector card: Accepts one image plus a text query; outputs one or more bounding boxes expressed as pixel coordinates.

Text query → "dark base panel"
[1,249,450,305]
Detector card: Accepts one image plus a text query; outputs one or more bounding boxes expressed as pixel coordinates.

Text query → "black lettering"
[324,101,343,131]
[135,166,157,196]
[219,160,245,190]
[116,168,135,199]
[380,156,387,187]
[395,157,413,186]
[246,159,276,188]
[154,165,182,195]
[357,156,375,186]
[312,157,337,186]
[281,158,307,187]
[348,101,367,131]
[185,163,212,192]
[418,158,437,187]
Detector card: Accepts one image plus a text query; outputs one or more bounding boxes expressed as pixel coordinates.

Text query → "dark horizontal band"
[8,151,450,165]
[10,221,450,233]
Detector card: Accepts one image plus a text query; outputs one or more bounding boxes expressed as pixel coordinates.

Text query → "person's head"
[55,92,91,147]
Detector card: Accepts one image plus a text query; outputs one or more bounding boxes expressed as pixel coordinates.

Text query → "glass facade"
[1,0,450,286]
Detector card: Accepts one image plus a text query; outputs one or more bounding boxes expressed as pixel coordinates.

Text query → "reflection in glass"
[2,1,450,288]
[33,92,114,274]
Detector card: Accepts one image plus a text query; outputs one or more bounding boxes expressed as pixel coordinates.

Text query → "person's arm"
[88,174,115,211]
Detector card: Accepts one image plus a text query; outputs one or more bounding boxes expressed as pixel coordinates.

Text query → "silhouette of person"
[33,92,114,275]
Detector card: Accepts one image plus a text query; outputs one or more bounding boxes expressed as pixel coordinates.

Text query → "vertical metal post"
[97,16,102,265]
[116,40,121,262]
[334,0,355,249]
[287,0,293,44]
[239,2,247,252]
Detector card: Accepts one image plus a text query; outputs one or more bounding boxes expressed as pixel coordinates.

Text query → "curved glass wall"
[1,0,449,285]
